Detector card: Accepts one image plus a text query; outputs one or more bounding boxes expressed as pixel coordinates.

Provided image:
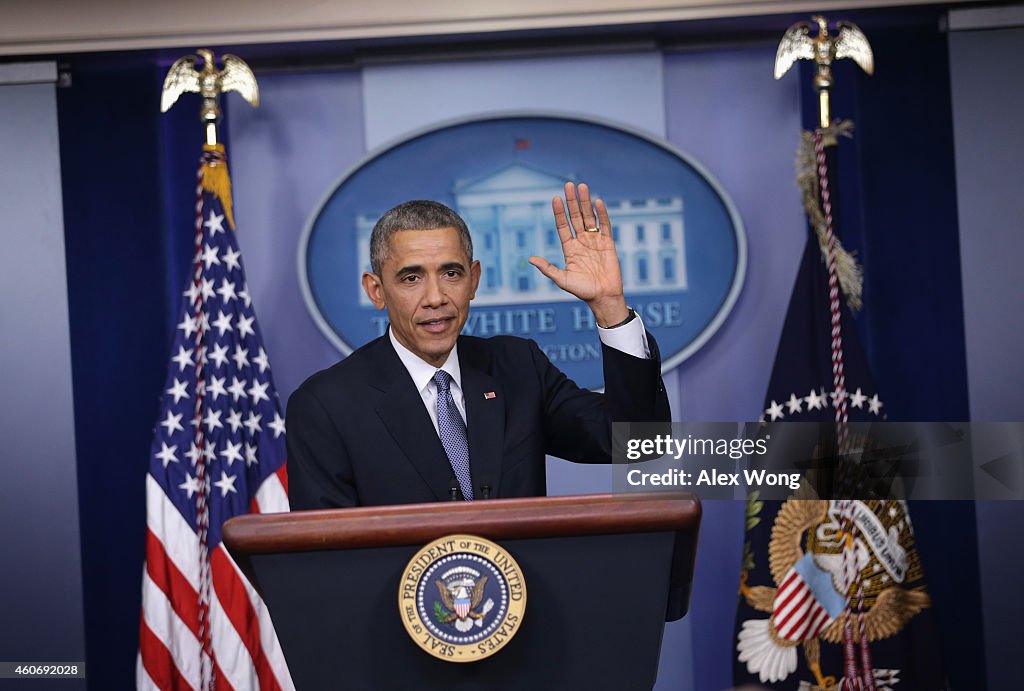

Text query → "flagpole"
[159,50,259,691]
[776,16,876,691]
[143,47,292,691]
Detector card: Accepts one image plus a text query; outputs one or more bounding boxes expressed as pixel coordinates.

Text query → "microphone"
[449,478,460,501]
[478,478,492,500]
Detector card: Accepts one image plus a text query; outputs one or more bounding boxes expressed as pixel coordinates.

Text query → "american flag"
[138,146,293,691]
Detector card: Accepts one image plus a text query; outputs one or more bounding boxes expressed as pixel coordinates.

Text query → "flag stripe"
[146,528,201,639]
[777,593,812,634]
[211,657,238,691]
[140,570,202,690]
[139,618,196,691]
[783,599,822,640]
[276,464,288,496]
[774,572,802,612]
[774,580,811,626]
[782,593,815,638]
[137,653,161,691]
[805,604,832,638]
[209,587,261,691]
[147,475,200,589]
[211,546,282,691]
[221,543,296,691]
[254,470,289,514]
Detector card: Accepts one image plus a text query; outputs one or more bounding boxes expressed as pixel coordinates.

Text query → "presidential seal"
[399,534,527,662]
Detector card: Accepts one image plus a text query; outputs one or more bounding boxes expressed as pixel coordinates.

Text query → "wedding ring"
[584,226,599,233]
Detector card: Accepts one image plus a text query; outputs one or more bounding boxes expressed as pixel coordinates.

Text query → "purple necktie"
[433,370,473,500]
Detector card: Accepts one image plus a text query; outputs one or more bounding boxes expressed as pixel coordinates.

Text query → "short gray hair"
[369,200,473,275]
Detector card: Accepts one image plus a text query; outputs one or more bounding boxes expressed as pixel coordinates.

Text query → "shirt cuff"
[597,311,650,359]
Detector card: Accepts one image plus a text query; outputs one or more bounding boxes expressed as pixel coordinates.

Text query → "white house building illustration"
[357,163,687,306]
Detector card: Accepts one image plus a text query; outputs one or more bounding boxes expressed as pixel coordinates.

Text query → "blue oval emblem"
[301,114,746,389]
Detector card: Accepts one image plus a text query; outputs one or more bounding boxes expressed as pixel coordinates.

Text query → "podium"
[223,492,700,690]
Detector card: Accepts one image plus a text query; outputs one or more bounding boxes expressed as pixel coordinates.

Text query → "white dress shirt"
[388,313,650,434]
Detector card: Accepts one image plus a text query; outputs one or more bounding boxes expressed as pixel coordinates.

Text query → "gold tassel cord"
[200,143,236,231]
[795,120,862,311]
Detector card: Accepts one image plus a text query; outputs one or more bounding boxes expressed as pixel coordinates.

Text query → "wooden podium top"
[223,491,700,554]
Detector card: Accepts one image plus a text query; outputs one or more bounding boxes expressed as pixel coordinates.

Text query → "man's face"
[362,227,480,367]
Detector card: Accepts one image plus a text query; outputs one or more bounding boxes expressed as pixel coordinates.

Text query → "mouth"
[418,316,455,334]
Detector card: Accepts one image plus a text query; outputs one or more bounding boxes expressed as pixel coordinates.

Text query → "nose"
[422,273,448,308]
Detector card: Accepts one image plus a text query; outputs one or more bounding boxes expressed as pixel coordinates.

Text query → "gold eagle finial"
[775,16,873,128]
[161,49,259,146]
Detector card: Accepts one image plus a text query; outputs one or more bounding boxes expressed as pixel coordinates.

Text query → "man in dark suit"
[287,182,671,509]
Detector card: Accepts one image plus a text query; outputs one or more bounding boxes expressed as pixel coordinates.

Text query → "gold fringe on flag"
[795,120,863,311]
[200,143,236,231]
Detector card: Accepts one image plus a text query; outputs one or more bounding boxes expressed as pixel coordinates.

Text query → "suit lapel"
[459,337,506,498]
[368,337,454,501]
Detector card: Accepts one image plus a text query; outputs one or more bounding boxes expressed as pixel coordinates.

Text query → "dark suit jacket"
[286,333,670,509]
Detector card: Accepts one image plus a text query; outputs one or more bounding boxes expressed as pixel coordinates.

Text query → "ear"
[469,260,481,300]
[361,272,386,309]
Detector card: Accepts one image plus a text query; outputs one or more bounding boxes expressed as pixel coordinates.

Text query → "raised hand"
[529,182,630,328]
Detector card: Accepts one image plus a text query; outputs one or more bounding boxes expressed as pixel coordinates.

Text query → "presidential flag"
[138,145,293,691]
[733,126,944,690]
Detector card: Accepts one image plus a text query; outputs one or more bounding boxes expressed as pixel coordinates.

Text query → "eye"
[401,274,421,283]
[444,269,462,278]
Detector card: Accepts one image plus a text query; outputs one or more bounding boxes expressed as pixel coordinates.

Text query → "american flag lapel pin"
[484,391,497,400]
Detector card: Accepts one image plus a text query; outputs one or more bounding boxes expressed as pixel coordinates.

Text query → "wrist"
[589,297,629,328]
[600,308,636,330]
